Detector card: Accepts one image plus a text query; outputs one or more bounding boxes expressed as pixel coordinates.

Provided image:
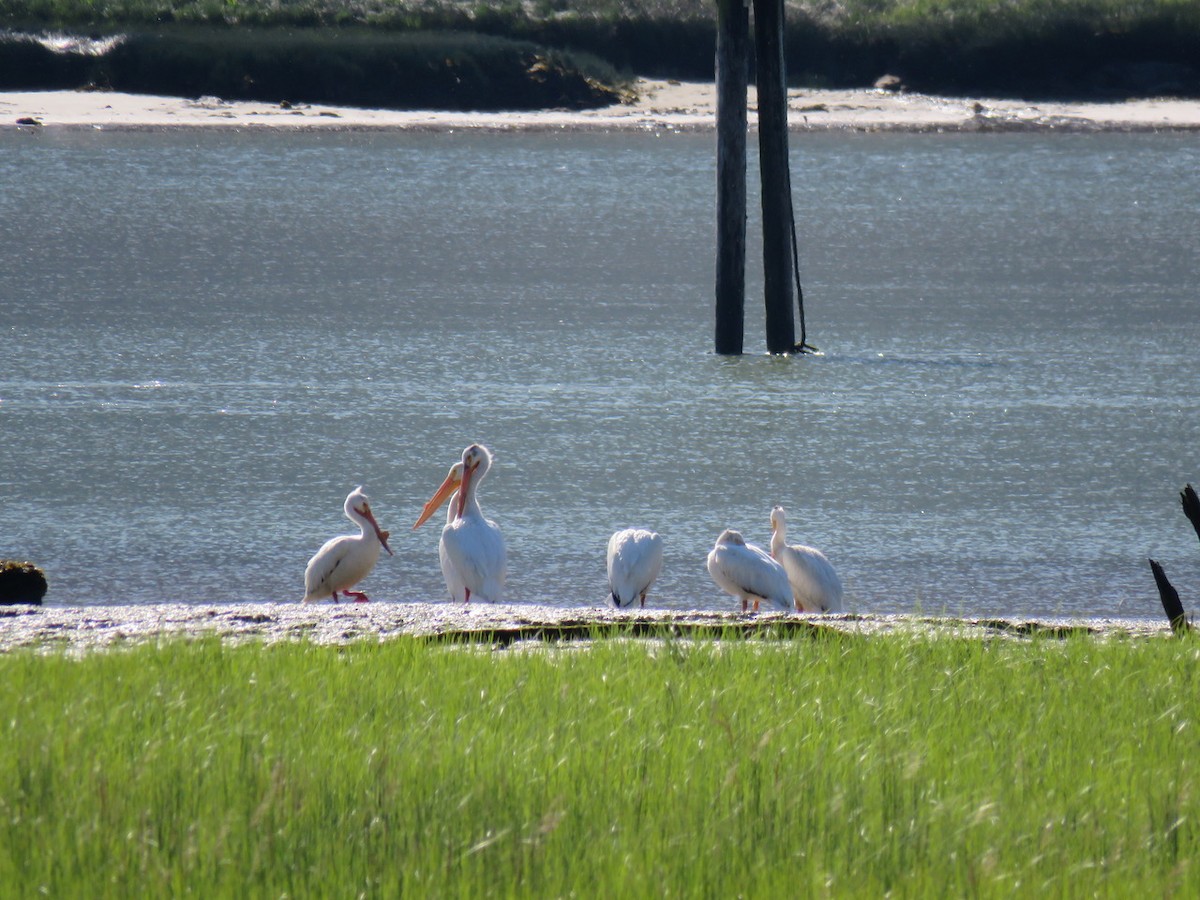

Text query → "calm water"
[2,127,1198,617]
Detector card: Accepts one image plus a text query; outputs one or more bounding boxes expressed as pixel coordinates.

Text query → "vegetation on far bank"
[3,633,1200,895]
[5,0,1199,42]
[0,27,627,110]
[3,0,1200,101]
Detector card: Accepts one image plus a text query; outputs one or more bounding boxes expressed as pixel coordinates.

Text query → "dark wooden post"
[752,0,795,353]
[1182,483,1200,544]
[1147,485,1200,635]
[714,0,749,355]
[1149,559,1190,634]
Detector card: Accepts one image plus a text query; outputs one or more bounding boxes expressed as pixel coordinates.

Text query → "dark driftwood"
[420,616,1102,647]
[1149,558,1190,635]
[1181,483,1200,545]
[426,618,834,647]
[714,0,748,356]
[1147,482,1199,635]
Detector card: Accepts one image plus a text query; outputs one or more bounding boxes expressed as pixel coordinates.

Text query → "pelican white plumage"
[706,528,792,612]
[770,505,844,613]
[303,487,393,603]
[413,444,506,603]
[606,528,664,608]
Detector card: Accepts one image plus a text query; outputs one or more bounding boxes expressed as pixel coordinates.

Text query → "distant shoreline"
[5,80,1200,133]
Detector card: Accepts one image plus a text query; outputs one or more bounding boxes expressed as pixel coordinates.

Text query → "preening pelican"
[606,528,663,608]
[770,505,844,613]
[706,528,792,613]
[303,487,393,603]
[413,444,506,603]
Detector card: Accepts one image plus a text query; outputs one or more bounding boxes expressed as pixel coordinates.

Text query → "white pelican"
[770,505,844,613]
[706,528,792,613]
[606,528,664,608]
[413,444,506,603]
[303,487,393,603]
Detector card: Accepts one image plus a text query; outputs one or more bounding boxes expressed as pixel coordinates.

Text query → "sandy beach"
[5,79,1200,132]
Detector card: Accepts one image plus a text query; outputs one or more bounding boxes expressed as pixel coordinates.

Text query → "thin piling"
[714,0,749,356]
[753,0,796,354]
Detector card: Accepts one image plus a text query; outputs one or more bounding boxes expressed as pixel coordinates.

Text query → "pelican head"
[412,461,464,530]
[461,443,493,477]
[347,487,393,556]
[456,443,494,517]
[716,528,746,547]
[770,505,787,533]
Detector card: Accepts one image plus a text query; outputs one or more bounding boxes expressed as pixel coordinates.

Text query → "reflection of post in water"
[715,0,814,356]
[1148,483,1200,634]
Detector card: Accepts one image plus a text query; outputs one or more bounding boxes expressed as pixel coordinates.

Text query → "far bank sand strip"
[5,81,1200,132]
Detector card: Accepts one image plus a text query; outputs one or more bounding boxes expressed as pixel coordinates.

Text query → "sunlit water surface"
[2,128,1198,617]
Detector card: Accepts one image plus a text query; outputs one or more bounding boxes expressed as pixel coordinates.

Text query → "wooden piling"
[714,0,749,356]
[752,0,795,354]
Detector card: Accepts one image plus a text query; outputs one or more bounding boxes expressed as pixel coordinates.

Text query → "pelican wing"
[708,540,791,610]
[438,537,468,603]
[304,534,382,600]
[778,544,844,612]
[304,535,351,600]
[441,517,507,602]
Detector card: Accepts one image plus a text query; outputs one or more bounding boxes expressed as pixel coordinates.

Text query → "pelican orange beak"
[412,465,464,530]
[357,502,394,556]
[455,460,480,519]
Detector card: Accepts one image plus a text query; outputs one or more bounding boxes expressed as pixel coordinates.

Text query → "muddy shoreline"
[0,601,1172,653]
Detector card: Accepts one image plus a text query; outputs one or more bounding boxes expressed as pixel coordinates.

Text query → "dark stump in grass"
[1150,559,1189,635]
[0,560,48,606]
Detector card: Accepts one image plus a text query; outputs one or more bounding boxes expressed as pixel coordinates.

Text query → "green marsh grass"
[3,632,1200,895]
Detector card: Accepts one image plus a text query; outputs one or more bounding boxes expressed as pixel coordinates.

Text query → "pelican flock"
[606,528,664,608]
[305,448,847,613]
[303,487,393,603]
[413,443,507,603]
[769,505,844,613]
